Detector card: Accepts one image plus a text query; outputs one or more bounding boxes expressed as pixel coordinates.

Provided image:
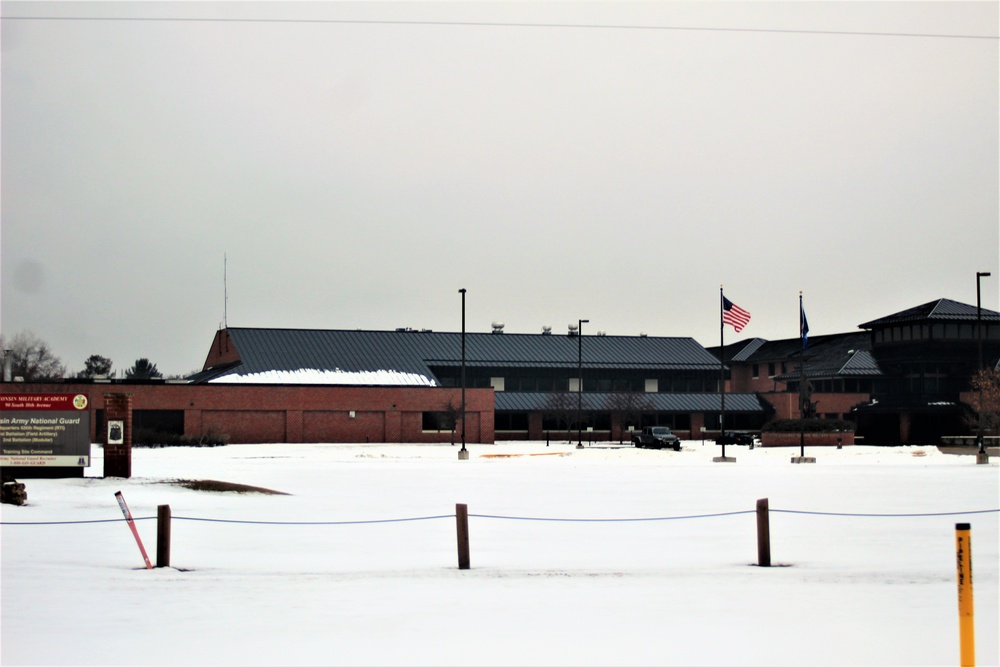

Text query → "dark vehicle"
[716,431,756,447]
[632,426,681,450]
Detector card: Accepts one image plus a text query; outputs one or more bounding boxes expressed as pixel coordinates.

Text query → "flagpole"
[799,291,806,457]
[720,286,726,459]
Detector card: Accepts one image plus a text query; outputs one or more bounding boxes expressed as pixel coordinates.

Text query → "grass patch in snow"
[168,479,290,495]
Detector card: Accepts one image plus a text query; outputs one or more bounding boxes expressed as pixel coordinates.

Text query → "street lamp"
[976,272,991,462]
[459,288,468,460]
[577,319,589,449]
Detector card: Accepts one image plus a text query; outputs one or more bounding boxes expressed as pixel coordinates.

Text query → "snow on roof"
[208,368,437,386]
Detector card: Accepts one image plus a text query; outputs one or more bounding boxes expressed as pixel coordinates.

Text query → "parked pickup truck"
[632,426,681,450]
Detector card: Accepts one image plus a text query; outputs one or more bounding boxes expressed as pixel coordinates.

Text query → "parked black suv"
[632,426,681,451]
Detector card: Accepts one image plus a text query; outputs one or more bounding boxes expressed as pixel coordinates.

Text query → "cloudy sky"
[2,1,997,377]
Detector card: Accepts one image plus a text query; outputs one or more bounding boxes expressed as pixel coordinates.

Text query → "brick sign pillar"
[103,393,133,478]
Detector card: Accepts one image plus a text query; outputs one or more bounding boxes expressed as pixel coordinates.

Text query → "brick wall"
[758,391,869,421]
[103,392,133,477]
[760,431,855,447]
[2,383,495,445]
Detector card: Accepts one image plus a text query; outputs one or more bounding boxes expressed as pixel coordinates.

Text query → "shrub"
[131,428,228,448]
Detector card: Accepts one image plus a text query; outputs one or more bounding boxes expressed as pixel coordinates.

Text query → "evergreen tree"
[125,358,162,380]
[79,354,113,379]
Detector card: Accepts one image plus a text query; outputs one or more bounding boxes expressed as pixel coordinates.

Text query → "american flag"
[722,296,751,333]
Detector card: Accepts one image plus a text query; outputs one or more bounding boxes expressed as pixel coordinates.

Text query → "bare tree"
[967,368,1000,435]
[0,331,66,381]
[440,399,461,445]
[542,392,579,443]
[607,392,654,443]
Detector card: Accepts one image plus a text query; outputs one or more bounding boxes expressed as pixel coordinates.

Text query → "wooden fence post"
[456,503,470,570]
[156,504,171,568]
[756,498,771,567]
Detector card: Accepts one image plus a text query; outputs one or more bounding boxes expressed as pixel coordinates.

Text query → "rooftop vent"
[491,321,505,334]
[541,325,552,335]
[567,323,579,337]
[639,332,648,338]
[597,331,607,336]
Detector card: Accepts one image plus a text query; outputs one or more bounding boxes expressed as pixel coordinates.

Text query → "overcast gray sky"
[2,1,997,377]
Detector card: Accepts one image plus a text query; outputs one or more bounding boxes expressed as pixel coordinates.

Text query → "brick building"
[713,298,1000,444]
[1,324,769,447]
[193,326,767,443]
[3,297,995,448]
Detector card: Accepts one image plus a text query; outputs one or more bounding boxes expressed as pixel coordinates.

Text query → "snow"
[208,368,437,385]
[2,441,997,667]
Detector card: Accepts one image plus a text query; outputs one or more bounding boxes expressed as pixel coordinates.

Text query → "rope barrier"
[170,514,454,525]
[469,510,755,522]
[770,508,1000,518]
[3,508,996,526]
[0,517,143,525]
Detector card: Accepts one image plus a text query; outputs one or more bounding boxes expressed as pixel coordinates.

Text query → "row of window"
[475,411,764,432]
[422,411,699,432]
[751,362,790,378]
[784,378,875,394]
[431,367,720,393]
[874,323,999,344]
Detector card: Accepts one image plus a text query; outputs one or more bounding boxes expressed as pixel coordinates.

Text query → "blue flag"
[800,301,809,349]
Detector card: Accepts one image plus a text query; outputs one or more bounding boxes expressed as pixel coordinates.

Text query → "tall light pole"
[459,288,468,460]
[976,272,991,462]
[577,319,589,449]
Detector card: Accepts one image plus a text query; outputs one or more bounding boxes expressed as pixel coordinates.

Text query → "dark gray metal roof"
[207,328,721,382]
[495,392,765,413]
[770,332,881,380]
[713,331,880,380]
[859,298,1000,328]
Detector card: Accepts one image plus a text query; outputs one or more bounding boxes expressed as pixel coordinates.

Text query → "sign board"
[0,394,91,467]
[107,420,124,445]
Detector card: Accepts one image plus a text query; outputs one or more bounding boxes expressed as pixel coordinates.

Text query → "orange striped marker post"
[115,491,153,570]
[955,523,975,666]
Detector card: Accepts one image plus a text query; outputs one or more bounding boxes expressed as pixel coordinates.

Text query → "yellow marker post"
[955,523,975,666]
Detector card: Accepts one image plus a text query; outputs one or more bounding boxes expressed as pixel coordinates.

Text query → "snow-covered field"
[2,441,997,667]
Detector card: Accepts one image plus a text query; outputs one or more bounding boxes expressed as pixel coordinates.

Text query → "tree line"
[0,330,166,381]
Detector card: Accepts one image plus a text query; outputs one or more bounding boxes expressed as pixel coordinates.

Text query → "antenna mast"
[223,253,228,329]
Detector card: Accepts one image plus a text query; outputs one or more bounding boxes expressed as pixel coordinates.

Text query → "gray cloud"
[2,2,997,376]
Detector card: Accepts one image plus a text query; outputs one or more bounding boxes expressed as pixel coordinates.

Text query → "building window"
[422,411,456,432]
[495,412,529,430]
[752,364,759,379]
